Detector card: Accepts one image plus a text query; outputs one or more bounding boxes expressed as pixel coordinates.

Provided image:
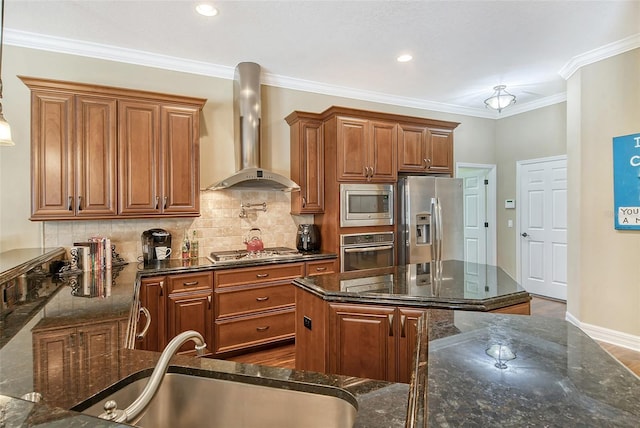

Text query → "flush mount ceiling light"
[484,85,516,113]
[397,54,413,63]
[196,3,218,17]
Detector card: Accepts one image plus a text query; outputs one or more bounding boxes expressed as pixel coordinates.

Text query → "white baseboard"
[566,311,640,352]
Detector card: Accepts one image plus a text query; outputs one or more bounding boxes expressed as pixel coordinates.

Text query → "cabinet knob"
[155,196,159,210]
[388,314,394,337]
[424,158,432,169]
[301,196,306,208]
[163,196,167,209]
[68,196,73,211]
[77,196,83,211]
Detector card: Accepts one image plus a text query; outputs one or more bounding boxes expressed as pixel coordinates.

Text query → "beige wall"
[0,45,496,257]
[494,103,568,276]
[567,48,640,337]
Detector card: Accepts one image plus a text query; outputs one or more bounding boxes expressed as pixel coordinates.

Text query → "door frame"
[515,154,567,292]
[455,162,497,266]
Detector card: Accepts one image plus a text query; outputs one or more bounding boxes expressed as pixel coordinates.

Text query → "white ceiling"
[4,0,640,118]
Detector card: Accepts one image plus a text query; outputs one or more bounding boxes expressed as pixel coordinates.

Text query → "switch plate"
[508,220,513,228]
[303,316,312,330]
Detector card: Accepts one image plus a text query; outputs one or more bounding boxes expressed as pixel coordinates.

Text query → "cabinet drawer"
[215,263,305,288]
[214,309,295,354]
[216,283,294,319]
[167,271,213,294]
[306,259,336,276]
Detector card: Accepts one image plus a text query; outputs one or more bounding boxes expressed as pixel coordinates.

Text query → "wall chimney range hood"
[208,62,300,192]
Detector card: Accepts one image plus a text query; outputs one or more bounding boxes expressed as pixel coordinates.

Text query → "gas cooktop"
[208,247,302,264]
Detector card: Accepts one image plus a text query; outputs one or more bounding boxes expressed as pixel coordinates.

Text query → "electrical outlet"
[303,316,312,330]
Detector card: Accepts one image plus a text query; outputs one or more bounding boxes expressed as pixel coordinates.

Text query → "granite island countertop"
[293,260,531,311]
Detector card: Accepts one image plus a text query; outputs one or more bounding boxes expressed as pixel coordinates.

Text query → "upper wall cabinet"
[397,123,455,175]
[20,77,206,221]
[331,116,397,182]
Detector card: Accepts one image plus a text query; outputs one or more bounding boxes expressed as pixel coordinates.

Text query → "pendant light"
[0,0,15,146]
[483,85,516,113]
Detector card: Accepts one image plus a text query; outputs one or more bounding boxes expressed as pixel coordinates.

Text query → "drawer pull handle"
[183,281,199,286]
[256,296,269,302]
[256,326,270,332]
[315,267,327,271]
[256,273,269,278]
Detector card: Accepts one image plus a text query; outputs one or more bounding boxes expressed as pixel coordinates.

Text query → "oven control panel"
[340,232,394,246]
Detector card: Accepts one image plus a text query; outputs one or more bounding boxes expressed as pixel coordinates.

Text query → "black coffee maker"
[296,224,320,252]
[141,229,172,265]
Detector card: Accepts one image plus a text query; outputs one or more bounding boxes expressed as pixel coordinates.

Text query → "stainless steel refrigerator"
[397,175,464,264]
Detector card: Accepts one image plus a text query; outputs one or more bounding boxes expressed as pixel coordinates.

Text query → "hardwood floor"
[228,298,640,378]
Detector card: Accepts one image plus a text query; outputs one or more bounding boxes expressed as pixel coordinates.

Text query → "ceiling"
[4,1,640,118]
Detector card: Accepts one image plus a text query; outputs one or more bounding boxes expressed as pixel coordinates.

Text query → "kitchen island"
[293,260,532,382]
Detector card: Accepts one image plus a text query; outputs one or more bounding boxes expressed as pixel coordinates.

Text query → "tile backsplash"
[43,190,313,263]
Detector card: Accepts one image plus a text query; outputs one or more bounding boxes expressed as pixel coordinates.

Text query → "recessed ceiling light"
[196,4,218,17]
[397,54,413,63]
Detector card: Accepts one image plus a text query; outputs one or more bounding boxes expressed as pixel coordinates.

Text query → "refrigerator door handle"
[431,197,443,262]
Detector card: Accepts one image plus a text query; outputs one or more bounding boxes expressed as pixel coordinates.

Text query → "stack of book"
[70,236,112,272]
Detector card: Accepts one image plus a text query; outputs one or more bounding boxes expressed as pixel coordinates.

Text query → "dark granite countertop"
[424,309,640,426]
[293,260,531,310]
[1,251,408,428]
[1,252,638,427]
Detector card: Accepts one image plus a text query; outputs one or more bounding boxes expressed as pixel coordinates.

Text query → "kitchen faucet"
[98,330,207,424]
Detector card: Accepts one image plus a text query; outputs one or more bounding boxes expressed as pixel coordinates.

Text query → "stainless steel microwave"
[340,183,394,227]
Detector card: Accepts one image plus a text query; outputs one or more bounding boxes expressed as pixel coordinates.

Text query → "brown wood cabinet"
[32,318,123,408]
[20,76,206,220]
[329,303,397,381]
[137,276,167,352]
[296,286,530,384]
[213,263,305,356]
[28,90,118,219]
[136,271,213,355]
[286,113,324,214]
[333,116,397,182]
[397,123,454,174]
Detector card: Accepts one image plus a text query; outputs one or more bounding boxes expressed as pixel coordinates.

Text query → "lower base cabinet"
[296,288,530,383]
[136,271,213,355]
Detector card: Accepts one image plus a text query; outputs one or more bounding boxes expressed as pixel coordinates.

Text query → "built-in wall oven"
[340,232,395,272]
[340,183,394,227]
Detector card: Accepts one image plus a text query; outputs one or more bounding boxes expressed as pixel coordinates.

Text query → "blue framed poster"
[613,133,640,230]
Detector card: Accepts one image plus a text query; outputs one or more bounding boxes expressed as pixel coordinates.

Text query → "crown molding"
[6,28,565,119]
[558,33,640,80]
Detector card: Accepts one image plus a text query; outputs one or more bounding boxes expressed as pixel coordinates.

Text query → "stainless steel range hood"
[208,62,300,192]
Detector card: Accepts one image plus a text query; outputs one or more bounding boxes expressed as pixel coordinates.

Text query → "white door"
[462,174,487,265]
[517,156,567,300]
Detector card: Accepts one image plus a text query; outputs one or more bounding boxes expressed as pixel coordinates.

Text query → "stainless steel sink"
[76,371,358,428]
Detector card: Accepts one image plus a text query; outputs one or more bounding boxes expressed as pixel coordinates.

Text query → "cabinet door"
[397,308,425,384]
[426,128,453,174]
[398,123,429,172]
[75,95,118,217]
[291,119,324,214]
[161,105,200,214]
[368,120,397,182]
[167,291,212,354]
[30,91,75,219]
[118,100,161,215]
[137,276,167,352]
[329,303,396,381]
[336,116,369,181]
